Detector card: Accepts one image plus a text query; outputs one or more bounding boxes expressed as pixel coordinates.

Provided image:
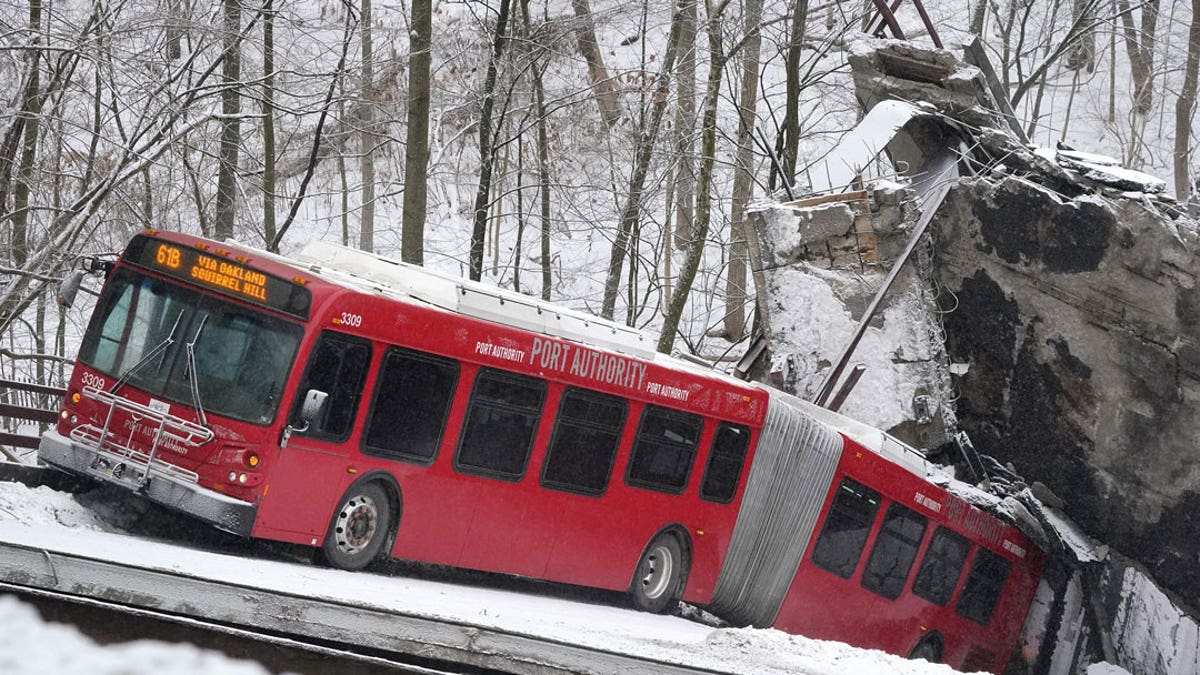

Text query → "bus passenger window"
[455,368,546,480]
[291,332,371,441]
[955,548,1011,625]
[861,503,928,600]
[810,478,881,579]
[541,388,627,495]
[700,422,751,504]
[912,527,970,606]
[626,406,703,494]
[363,348,459,464]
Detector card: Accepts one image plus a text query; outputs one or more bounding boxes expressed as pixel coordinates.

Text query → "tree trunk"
[402,0,432,264]
[672,0,697,249]
[469,0,513,281]
[778,0,807,191]
[1066,0,1096,71]
[570,0,621,128]
[526,0,553,301]
[214,0,242,241]
[1175,0,1200,206]
[358,0,376,253]
[600,0,687,321]
[10,0,43,267]
[724,0,764,342]
[1116,0,1160,116]
[262,0,277,247]
[657,1,725,354]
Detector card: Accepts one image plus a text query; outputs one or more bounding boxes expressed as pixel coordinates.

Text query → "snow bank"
[0,595,275,675]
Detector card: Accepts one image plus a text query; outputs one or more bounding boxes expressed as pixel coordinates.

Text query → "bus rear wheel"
[629,533,686,614]
[322,482,392,571]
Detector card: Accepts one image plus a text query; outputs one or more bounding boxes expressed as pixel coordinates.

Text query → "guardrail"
[0,378,66,454]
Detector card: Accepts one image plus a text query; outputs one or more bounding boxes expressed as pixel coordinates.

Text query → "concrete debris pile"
[752,37,1200,675]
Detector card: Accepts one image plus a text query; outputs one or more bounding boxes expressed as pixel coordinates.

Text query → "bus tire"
[908,634,943,663]
[322,481,392,571]
[629,532,686,614]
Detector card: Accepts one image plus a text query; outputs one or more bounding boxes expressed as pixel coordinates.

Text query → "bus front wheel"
[629,532,686,614]
[908,634,943,663]
[322,482,392,571]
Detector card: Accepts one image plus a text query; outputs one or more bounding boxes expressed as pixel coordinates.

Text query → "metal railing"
[0,378,66,459]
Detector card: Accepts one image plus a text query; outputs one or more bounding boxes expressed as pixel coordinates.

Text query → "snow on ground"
[0,595,276,675]
[0,480,980,674]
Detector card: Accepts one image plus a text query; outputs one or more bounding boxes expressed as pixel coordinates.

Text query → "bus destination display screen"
[125,234,311,320]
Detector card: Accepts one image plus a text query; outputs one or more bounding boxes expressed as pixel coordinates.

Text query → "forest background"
[0,0,1196,388]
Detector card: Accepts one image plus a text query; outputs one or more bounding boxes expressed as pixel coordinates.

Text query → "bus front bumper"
[37,429,257,537]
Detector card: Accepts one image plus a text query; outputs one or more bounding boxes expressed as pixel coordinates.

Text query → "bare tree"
[469,0,514,281]
[402,0,432,264]
[214,0,242,241]
[658,0,731,353]
[262,0,278,246]
[1176,0,1200,206]
[777,0,808,190]
[571,0,622,128]
[724,0,764,342]
[1115,0,1160,116]
[600,0,687,321]
[359,0,376,253]
[9,0,44,267]
[672,0,697,249]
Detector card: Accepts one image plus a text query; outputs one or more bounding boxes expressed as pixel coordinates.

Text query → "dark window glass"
[77,267,303,426]
[626,406,703,494]
[455,368,546,480]
[363,348,460,463]
[912,527,971,606]
[700,422,751,503]
[955,548,1011,625]
[811,478,881,578]
[541,388,627,495]
[861,503,928,600]
[290,332,371,440]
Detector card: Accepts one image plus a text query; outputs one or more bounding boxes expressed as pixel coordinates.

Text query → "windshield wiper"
[185,315,209,428]
[110,311,184,394]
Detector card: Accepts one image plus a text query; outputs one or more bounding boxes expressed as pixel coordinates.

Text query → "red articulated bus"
[41,231,1043,673]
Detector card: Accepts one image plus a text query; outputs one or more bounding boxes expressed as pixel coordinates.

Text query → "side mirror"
[56,270,84,308]
[281,389,328,448]
[299,389,329,427]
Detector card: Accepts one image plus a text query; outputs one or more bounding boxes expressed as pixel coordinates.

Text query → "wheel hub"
[335,495,378,554]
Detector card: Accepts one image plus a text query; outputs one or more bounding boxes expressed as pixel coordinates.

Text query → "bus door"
[256,331,373,541]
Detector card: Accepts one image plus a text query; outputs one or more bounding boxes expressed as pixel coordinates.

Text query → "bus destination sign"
[126,234,311,320]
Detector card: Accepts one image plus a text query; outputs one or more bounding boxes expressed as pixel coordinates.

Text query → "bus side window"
[699,422,751,504]
[912,526,970,606]
[454,368,547,480]
[362,347,460,464]
[810,478,881,579]
[541,388,627,495]
[861,503,928,600]
[955,547,1011,625]
[291,332,371,441]
[626,405,703,494]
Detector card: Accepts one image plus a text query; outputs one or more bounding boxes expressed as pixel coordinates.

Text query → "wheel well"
[909,631,944,662]
[639,524,693,582]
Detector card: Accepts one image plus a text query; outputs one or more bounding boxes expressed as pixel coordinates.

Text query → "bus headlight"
[228,471,238,482]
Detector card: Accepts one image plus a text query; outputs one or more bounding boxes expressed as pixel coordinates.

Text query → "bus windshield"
[78,267,304,426]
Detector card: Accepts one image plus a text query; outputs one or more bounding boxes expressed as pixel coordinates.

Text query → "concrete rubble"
[751,38,1200,675]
